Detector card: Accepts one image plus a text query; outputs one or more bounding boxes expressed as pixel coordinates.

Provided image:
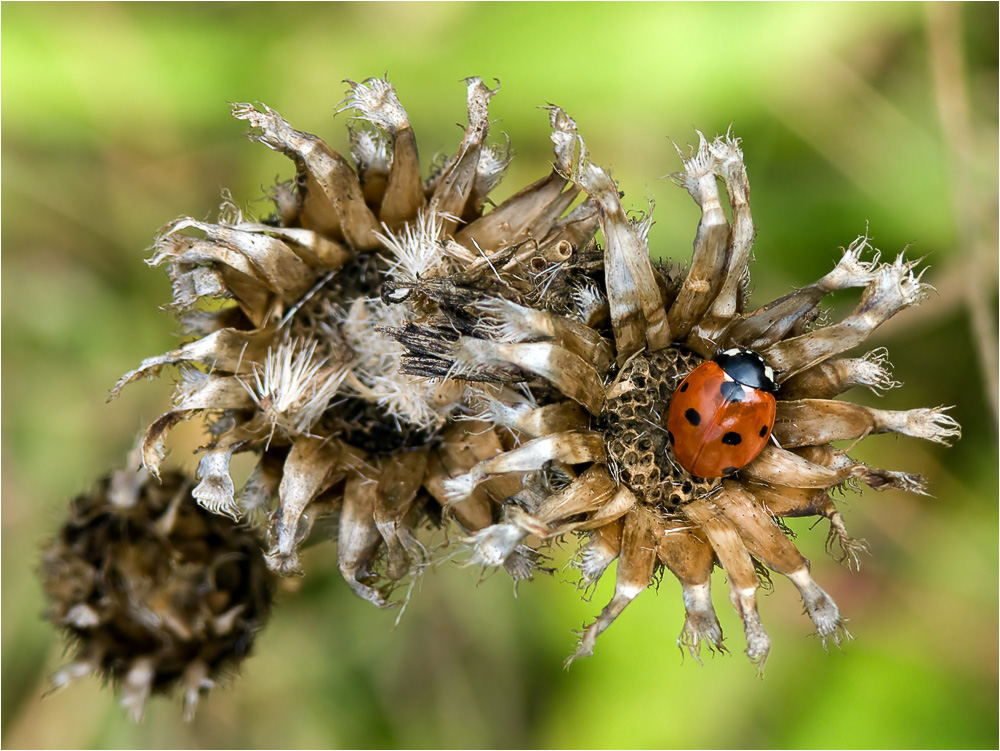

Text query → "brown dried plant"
[42,76,960,717]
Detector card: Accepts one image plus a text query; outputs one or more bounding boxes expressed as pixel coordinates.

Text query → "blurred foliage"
[2,2,997,748]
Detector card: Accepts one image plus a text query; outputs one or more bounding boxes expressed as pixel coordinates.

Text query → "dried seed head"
[41,460,274,721]
[56,75,960,718]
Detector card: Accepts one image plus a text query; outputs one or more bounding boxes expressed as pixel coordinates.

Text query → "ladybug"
[666,347,779,478]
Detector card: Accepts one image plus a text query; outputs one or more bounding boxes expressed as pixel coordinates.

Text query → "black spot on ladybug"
[759,425,768,437]
[722,431,743,445]
[666,430,674,445]
[679,382,689,393]
[722,466,737,475]
[720,381,746,402]
[684,408,701,426]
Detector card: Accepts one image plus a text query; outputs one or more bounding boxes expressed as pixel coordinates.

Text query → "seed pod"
[41,464,273,721]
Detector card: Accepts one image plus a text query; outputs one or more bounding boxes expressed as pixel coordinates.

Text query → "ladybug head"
[713,347,779,393]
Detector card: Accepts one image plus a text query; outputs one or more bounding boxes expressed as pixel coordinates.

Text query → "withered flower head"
[41,448,274,720]
[71,73,958,702]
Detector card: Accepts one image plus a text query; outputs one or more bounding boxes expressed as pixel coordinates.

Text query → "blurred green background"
[3,2,997,748]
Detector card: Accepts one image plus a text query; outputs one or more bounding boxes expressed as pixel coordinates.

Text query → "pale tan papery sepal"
[426,421,504,532]
[343,77,427,228]
[740,443,852,489]
[427,77,498,235]
[729,235,878,351]
[473,297,614,375]
[110,327,277,399]
[374,447,430,581]
[684,135,754,357]
[456,106,580,252]
[655,518,725,660]
[774,399,962,448]
[746,481,867,570]
[458,338,606,414]
[475,393,589,439]
[232,223,353,272]
[764,253,930,379]
[668,132,732,347]
[338,463,393,607]
[161,218,315,298]
[778,349,900,400]
[574,518,624,589]
[267,436,344,576]
[682,498,770,670]
[441,431,606,504]
[719,481,847,646]
[567,505,659,665]
[231,102,381,250]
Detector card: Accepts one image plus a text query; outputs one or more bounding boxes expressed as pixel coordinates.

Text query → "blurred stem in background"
[925,2,998,422]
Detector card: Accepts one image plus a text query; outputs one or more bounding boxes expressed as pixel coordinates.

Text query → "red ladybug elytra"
[666,347,778,478]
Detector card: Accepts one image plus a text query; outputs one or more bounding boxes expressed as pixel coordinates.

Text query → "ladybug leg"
[567,506,659,665]
[683,499,771,671]
[656,520,726,660]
